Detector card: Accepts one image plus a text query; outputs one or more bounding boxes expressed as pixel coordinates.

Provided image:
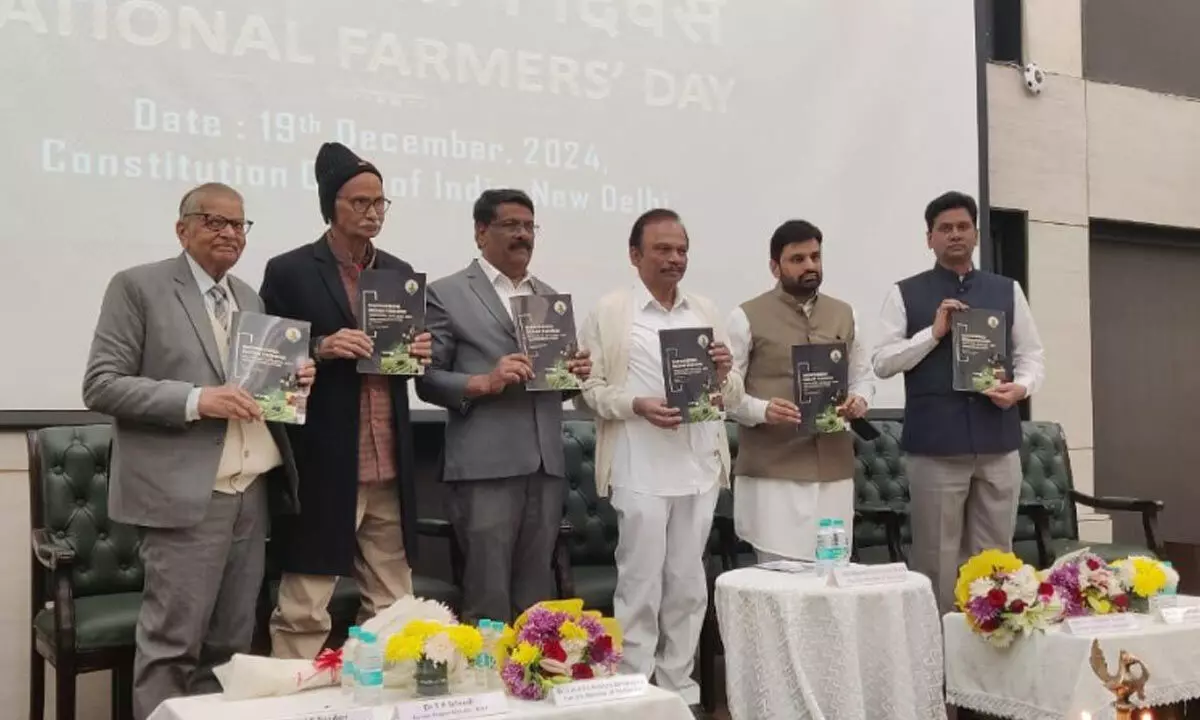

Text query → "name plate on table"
[285,710,372,720]
[1160,606,1200,625]
[1065,614,1141,635]
[392,692,509,720]
[550,674,648,707]
[830,563,909,588]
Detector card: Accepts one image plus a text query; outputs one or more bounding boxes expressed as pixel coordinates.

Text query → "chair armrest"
[1069,491,1165,557]
[1018,500,1054,567]
[854,504,908,564]
[553,521,576,600]
[415,518,455,539]
[32,528,76,571]
[414,518,465,591]
[711,515,738,572]
[31,528,78,656]
[1069,490,1163,515]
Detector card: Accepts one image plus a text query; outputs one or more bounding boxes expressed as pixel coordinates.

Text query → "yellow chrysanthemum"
[446,625,484,660]
[560,621,588,643]
[510,642,540,667]
[599,617,624,649]
[385,633,424,663]
[401,619,445,641]
[540,599,585,617]
[493,624,516,665]
[1127,557,1167,596]
[954,550,1024,609]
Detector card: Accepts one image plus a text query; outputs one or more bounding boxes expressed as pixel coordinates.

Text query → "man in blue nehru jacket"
[872,191,1045,613]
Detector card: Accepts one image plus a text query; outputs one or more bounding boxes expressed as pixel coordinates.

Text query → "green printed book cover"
[358,268,427,376]
[227,311,311,424]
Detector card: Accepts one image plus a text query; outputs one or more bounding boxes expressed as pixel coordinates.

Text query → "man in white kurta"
[727,220,873,562]
[578,209,743,707]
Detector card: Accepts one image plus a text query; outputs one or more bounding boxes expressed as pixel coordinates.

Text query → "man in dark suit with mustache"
[416,188,591,624]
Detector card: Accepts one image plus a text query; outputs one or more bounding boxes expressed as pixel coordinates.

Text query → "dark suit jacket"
[414,259,567,481]
[259,237,418,576]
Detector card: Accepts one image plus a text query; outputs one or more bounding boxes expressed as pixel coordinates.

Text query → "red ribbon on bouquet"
[294,648,343,687]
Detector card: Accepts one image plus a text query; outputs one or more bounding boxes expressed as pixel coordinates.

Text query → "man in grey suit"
[416,188,591,624]
[83,182,314,720]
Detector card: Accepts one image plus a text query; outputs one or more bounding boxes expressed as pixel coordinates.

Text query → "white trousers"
[610,484,718,705]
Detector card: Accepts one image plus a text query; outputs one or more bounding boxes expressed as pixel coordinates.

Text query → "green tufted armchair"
[1015,421,1165,566]
[553,421,619,614]
[28,425,139,720]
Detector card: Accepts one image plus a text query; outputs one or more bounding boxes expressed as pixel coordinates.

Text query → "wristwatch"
[310,335,327,360]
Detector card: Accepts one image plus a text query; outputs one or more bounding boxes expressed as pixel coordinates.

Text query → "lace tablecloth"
[714,567,946,720]
[147,685,694,720]
[945,612,1200,719]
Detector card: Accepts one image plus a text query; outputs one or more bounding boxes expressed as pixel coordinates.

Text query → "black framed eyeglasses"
[494,219,540,235]
[184,213,253,235]
[343,197,393,215]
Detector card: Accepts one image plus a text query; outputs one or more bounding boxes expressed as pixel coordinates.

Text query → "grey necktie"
[208,284,229,332]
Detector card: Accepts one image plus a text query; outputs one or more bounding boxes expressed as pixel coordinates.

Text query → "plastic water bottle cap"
[359,631,377,643]
[1164,561,1174,567]
[819,518,834,528]
[348,626,361,639]
[832,519,845,527]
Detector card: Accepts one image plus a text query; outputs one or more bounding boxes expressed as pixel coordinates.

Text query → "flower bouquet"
[1111,555,1179,612]
[1044,548,1129,616]
[956,549,1064,647]
[384,620,484,697]
[494,599,623,700]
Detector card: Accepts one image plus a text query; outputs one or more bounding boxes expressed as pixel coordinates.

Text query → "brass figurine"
[1088,639,1151,719]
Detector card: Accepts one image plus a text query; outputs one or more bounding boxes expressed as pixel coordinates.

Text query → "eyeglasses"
[341,196,393,215]
[494,220,540,235]
[184,213,253,235]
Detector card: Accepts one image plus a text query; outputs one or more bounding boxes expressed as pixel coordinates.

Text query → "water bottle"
[815,518,837,574]
[354,630,384,706]
[831,518,851,566]
[341,626,361,694]
[476,620,499,690]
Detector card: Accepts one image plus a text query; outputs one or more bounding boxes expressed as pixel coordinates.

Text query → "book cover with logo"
[510,293,580,391]
[950,308,1008,392]
[659,327,723,423]
[792,343,849,435]
[357,268,427,376]
[227,311,312,424]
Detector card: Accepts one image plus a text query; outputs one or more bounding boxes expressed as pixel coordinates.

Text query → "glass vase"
[415,658,450,697]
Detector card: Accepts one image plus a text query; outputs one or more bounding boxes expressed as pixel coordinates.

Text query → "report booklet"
[357,268,427,376]
[510,293,580,391]
[951,308,1008,392]
[659,327,723,423]
[792,343,849,434]
[227,311,311,424]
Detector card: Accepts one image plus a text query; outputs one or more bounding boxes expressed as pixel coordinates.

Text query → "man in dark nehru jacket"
[259,142,433,658]
[872,190,1045,613]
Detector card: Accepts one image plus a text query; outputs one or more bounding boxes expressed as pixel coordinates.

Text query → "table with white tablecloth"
[714,566,946,720]
[147,685,695,720]
[944,612,1200,719]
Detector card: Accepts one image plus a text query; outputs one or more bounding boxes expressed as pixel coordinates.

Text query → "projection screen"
[0,0,981,412]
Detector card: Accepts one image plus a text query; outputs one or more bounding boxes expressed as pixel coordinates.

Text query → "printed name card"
[550,674,648,707]
[1159,606,1200,625]
[287,709,372,720]
[830,563,909,588]
[1065,614,1141,636]
[392,692,509,720]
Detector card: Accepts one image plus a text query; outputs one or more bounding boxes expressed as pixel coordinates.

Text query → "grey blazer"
[416,260,567,481]
[82,253,300,529]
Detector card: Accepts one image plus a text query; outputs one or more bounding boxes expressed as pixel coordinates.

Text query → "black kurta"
[259,237,418,577]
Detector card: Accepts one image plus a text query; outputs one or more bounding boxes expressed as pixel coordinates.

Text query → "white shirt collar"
[184,251,232,298]
[634,281,688,312]
[478,255,533,289]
